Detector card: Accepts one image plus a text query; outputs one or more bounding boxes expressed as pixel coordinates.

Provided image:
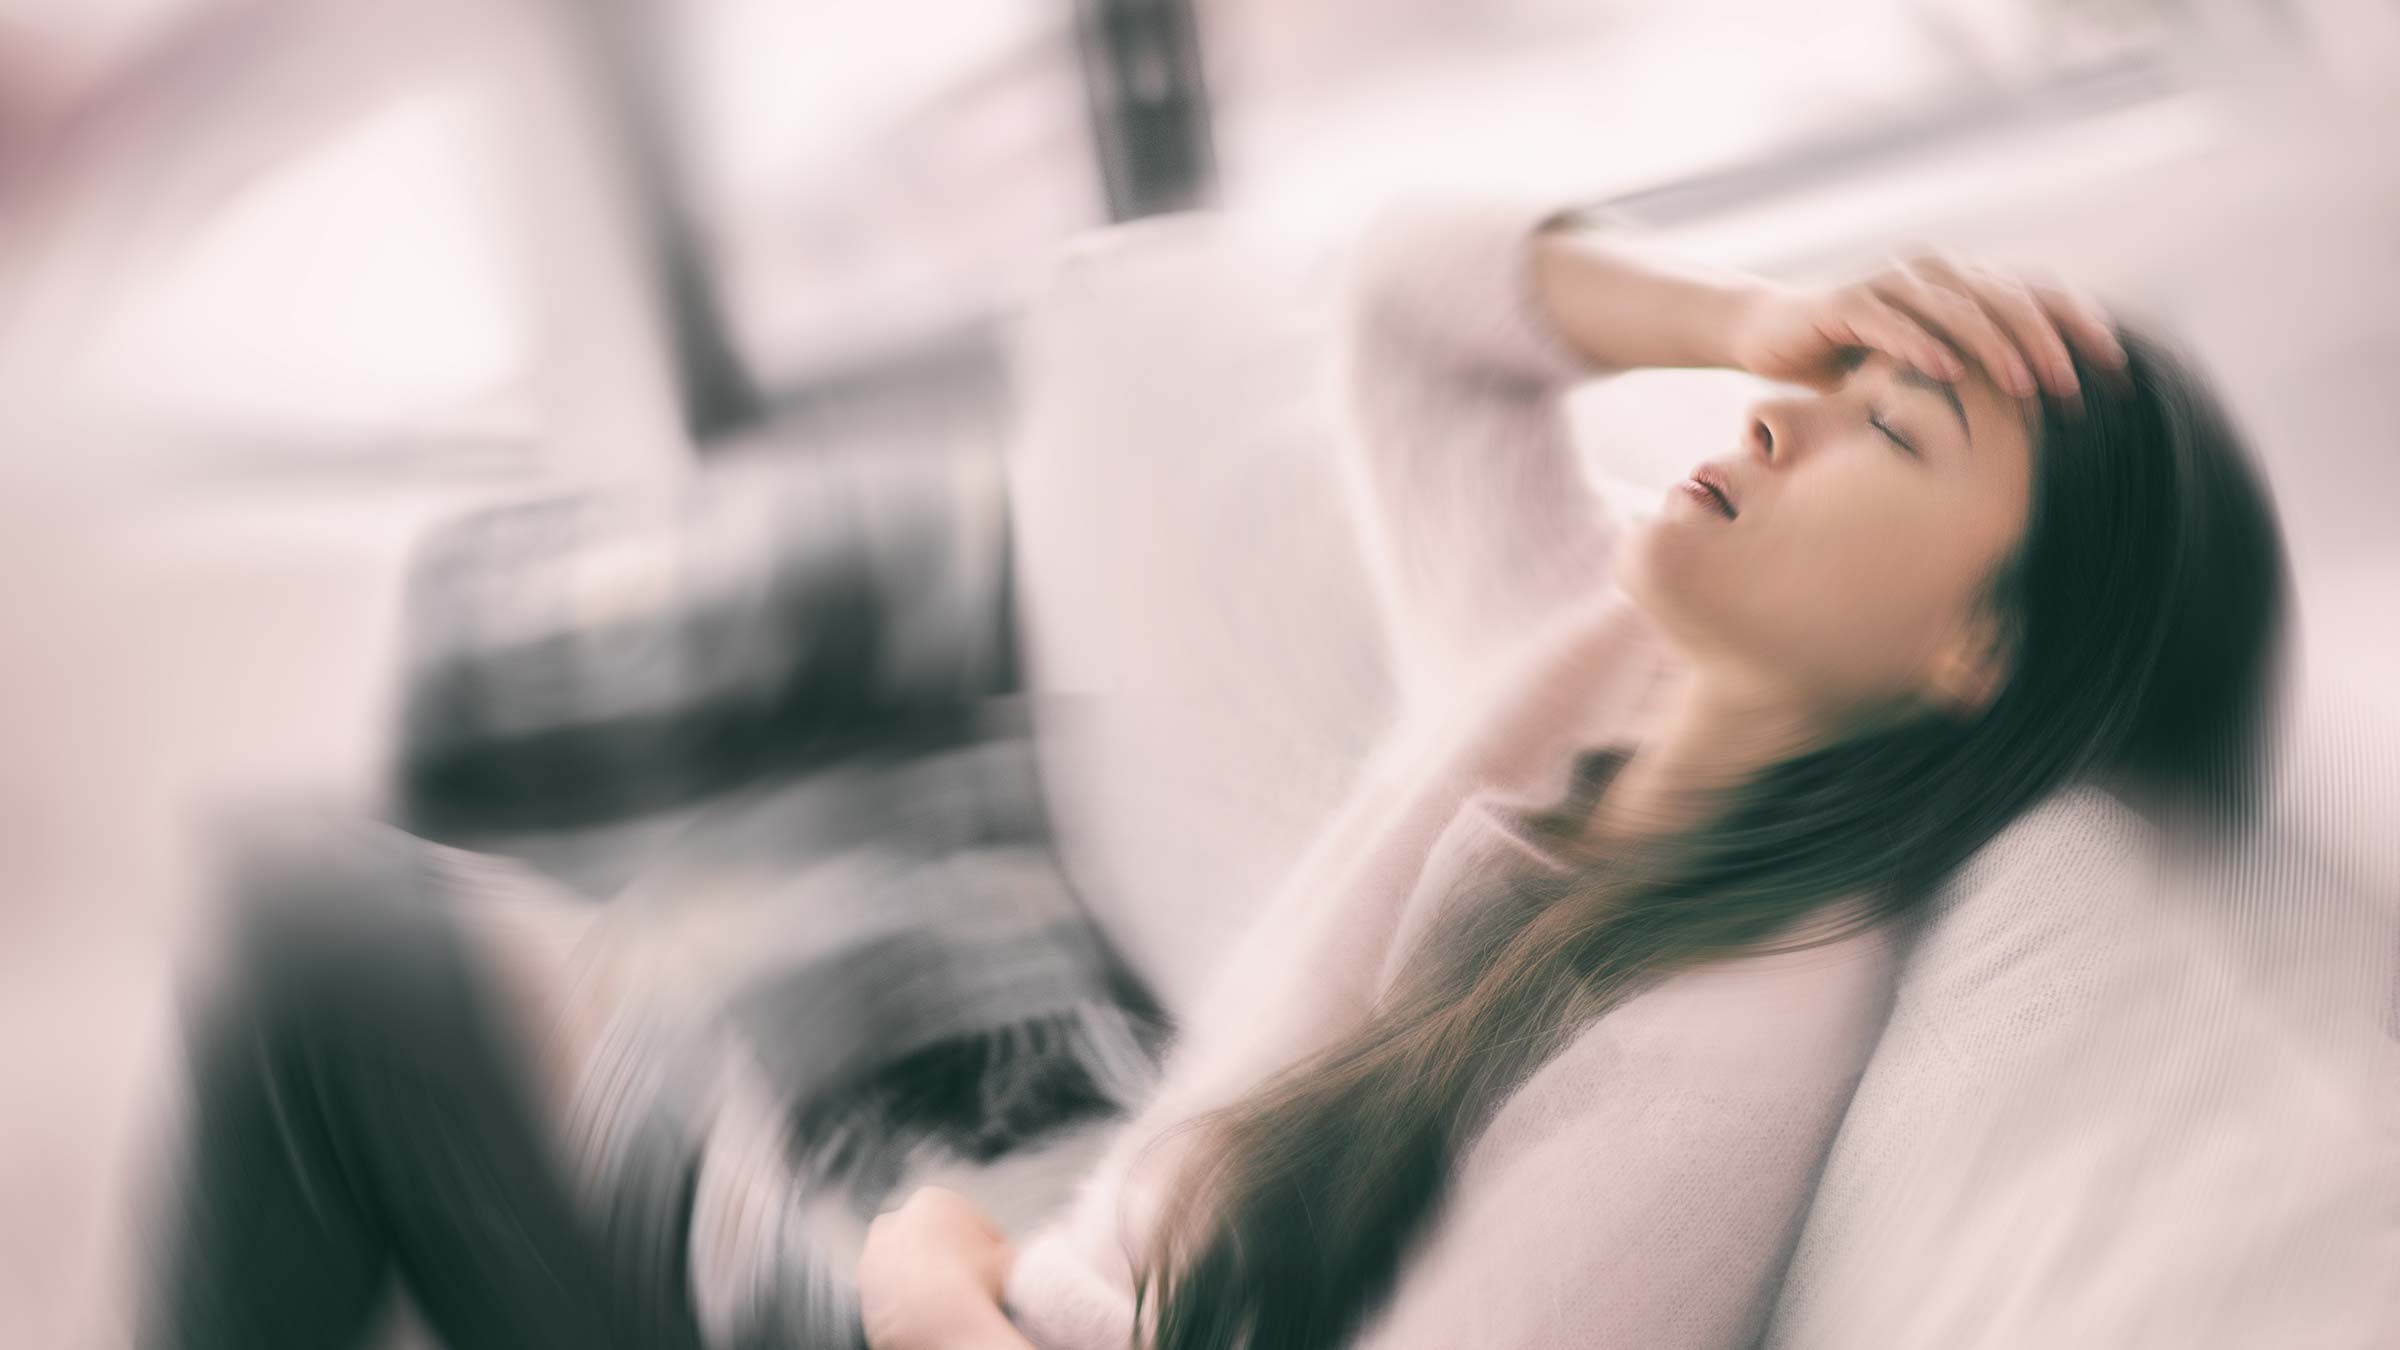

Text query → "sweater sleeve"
[1338,194,1633,717]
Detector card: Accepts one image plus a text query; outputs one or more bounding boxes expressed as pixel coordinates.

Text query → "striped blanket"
[391,451,1168,1347]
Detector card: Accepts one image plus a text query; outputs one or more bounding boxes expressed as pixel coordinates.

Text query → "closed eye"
[1868,409,1919,458]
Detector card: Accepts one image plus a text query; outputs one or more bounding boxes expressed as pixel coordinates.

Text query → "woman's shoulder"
[1606,914,1902,1080]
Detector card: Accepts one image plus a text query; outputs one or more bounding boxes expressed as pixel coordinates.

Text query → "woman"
[857,196,2289,1349]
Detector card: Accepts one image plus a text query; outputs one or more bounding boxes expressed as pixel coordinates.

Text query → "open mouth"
[1679,477,1737,520]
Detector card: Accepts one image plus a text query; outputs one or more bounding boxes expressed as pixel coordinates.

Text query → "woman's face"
[1617,350,2040,724]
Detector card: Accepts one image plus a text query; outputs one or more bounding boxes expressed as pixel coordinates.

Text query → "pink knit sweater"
[1000,196,1900,1350]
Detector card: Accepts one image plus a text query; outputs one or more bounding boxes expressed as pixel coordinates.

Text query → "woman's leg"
[139,825,706,1350]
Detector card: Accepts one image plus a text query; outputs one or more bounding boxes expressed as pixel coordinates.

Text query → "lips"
[1687,462,1739,519]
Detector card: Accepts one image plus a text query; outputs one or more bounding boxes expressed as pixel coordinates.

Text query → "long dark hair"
[1127,325,2293,1349]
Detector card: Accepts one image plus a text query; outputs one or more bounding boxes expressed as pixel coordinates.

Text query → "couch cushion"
[1001,211,1399,1018]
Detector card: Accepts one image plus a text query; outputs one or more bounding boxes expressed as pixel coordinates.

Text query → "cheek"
[1772,496,1967,622]
[1791,511,1954,611]
[1626,480,1990,686]
[1758,493,2010,689]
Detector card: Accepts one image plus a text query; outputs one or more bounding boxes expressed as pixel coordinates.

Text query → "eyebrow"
[1889,365,1974,451]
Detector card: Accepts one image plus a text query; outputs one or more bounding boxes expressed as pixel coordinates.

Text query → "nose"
[1743,399,1789,467]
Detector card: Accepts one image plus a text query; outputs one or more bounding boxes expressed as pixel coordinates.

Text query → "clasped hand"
[858,1185,1032,1350]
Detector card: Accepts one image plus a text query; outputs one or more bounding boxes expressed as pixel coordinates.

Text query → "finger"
[916,1185,1005,1238]
[1828,292,1964,383]
[1873,262,2039,398]
[1922,257,2081,400]
[974,1236,1019,1290]
[2023,273,2128,371]
[891,1185,948,1222]
[1873,261,2038,398]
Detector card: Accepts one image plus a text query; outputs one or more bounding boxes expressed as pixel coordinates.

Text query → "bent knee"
[199,815,472,1035]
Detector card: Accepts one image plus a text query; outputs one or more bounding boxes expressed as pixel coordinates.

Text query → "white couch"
[1002,141,2400,1342]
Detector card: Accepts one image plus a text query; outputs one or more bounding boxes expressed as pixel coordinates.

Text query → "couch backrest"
[1001,210,1391,1018]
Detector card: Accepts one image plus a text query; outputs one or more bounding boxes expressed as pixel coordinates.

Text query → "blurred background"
[3,1,2397,1345]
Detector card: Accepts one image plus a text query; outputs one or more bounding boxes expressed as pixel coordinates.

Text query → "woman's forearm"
[1529,216,1776,374]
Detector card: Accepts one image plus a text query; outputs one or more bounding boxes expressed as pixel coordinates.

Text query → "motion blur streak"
[1,1,2394,1347]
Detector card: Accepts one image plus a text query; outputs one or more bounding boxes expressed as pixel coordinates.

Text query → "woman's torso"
[1005,594,1901,1349]
[1357,715,1901,1348]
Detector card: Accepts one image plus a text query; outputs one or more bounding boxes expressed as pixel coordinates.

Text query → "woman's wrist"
[1531,219,1778,375]
[1695,275,1782,374]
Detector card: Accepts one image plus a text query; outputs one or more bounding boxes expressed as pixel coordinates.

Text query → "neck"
[1585,666,1823,844]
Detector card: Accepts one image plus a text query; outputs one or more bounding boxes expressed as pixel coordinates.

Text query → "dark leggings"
[139,828,709,1350]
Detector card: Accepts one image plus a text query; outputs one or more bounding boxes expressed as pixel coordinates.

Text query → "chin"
[1616,523,1742,665]
[1615,522,1694,636]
